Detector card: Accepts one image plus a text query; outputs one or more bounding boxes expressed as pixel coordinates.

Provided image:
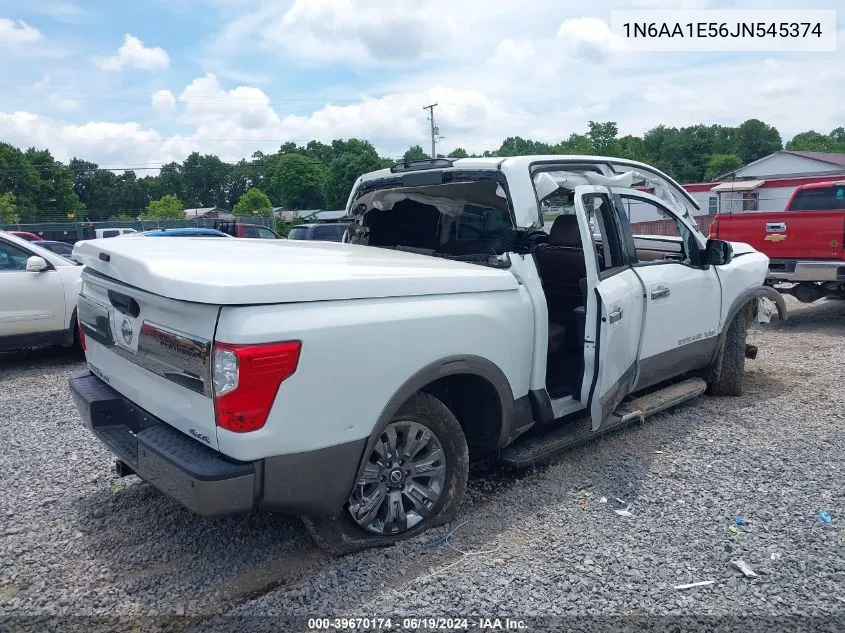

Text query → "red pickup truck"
[709,181,845,303]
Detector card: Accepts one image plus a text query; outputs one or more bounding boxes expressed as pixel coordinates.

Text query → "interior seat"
[548,322,567,357]
[535,216,587,348]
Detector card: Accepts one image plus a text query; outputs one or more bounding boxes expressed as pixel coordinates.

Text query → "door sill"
[549,394,584,419]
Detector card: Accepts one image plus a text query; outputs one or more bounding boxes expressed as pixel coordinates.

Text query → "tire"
[706,311,748,397]
[302,392,469,556]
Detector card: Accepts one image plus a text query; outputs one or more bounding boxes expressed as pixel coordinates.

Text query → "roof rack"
[389,158,454,173]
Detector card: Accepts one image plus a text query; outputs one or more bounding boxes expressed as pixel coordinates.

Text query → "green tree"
[555,133,592,155]
[496,136,552,157]
[181,152,231,208]
[704,154,743,181]
[0,191,20,223]
[786,129,845,153]
[402,145,429,161]
[267,153,327,210]
[143,194,184,220]
[447,148,469,159]
[586,121,620,155]
[322,140,385,208]
[735,118,782,164]
[233,187,272,217]
[70,158,119,220]
[617,135,647,161]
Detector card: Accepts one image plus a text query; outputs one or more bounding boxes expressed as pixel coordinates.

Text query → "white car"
[68,155,785,554]
[95,228,137,239]
[0,230,83,352]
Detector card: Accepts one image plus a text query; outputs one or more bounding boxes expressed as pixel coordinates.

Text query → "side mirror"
[705,239,733,266]
[26,256,49,272]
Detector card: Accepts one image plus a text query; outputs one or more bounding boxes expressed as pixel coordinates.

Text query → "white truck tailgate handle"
[608,308,623,324]
[650,286,670,300]
[766,222,787,232]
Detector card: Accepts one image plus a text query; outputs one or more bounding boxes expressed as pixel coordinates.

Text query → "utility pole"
[423,103,438,158]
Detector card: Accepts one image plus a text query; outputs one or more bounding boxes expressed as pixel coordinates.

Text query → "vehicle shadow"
[70,368,792,627]
[71,482,323,612]
[770,297,845,336]
[60,321,811,625]
[0,347,85,373]
[0,346,85,381]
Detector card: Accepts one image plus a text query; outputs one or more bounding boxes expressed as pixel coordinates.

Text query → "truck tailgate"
[78,268,222,450]
[717,211,844,260]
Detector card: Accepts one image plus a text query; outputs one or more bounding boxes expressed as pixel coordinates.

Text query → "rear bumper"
[768,259,845,282]
[69,370,365,518]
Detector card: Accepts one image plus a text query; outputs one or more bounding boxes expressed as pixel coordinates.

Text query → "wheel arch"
[379,355,516,447]
[711,285,787,364]
[345,355,518,506]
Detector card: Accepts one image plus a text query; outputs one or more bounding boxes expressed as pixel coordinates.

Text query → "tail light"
[78,323,86,351]
[709,219,719,239]
[212,341,301,433]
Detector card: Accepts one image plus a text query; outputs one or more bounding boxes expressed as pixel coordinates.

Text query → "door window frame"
[611,191,709,270]
[0,238,38,272]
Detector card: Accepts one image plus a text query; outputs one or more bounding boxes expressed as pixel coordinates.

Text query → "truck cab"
[343,156,781,427]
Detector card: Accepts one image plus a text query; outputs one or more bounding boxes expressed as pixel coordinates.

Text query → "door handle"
[766,222,786,232]
[609,308,623,324]
[651,286,670,300]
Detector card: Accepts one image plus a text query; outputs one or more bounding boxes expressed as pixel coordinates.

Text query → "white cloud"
[0,18,43,46]
[25,1,91,24]
[151,89,177,112]
[489,39,536,66]
[96,34,170,71]
[2,0,844,174]
[557,17,621,64]
[48,94,80,110]
[0,111,169,165]
[215,0,563,67]
[178,73,279,130]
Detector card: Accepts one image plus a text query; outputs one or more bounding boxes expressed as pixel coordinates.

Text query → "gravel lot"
[1,296,843,632]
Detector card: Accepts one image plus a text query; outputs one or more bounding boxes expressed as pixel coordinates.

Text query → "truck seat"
[548,321,567,357]
[535,215,587,329]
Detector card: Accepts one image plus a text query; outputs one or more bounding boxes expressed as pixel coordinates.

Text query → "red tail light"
[212,341,302,433]
[78,323,86,351]
[709,219,719,239]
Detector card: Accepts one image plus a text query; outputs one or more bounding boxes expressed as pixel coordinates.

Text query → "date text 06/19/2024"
[307,617,529,631]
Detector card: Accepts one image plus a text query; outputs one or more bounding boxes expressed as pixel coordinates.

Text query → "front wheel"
[706,311,748,397]
[302,392,469,555]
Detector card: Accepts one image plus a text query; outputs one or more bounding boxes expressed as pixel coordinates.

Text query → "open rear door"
[572,186,644,431]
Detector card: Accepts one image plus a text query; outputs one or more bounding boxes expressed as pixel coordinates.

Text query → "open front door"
[572,186,644,431]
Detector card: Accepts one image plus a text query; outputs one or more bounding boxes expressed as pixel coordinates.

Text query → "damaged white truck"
[69,155,785,554]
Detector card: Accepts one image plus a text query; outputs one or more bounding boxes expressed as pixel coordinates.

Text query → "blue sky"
[0,0,842,169]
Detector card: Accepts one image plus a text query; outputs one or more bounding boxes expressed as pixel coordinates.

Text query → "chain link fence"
[1,216,277,243]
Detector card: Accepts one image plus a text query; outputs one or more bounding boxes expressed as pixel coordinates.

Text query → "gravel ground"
[1,296,843,633]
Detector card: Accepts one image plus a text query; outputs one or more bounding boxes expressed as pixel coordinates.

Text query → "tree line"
[1,119,844,224]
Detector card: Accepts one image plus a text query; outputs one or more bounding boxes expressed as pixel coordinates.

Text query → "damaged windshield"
[346,178,517,263]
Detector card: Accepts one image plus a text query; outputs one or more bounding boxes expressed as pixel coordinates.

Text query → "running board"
[500,377,707,468]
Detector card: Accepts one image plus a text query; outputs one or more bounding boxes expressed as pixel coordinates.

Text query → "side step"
[500,377,707,468]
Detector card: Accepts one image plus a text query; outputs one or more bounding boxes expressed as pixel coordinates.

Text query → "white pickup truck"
[69,155,785,554]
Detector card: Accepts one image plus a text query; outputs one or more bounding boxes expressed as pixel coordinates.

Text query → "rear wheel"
[706,310,748,397]
[302,392,469,555]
